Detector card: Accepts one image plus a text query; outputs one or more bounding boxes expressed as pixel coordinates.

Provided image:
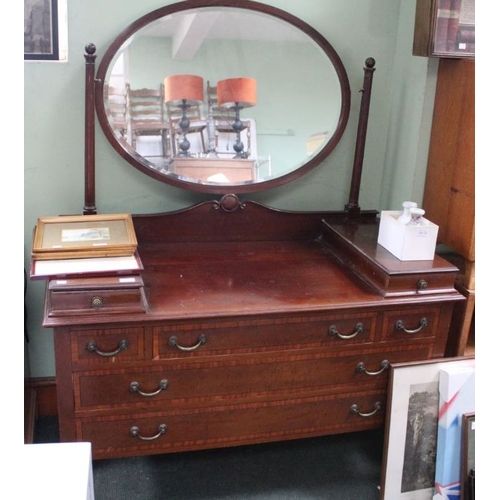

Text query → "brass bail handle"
[130,379,169,397]
[130,424,167,441]
[350,401,382,418]
[86,339,128,357]
[356,359,389,376]
[169,334,207,352]
[329,322,364,340]
[396,317,428,334]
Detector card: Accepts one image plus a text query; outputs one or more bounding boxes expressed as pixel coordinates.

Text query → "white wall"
[24,0,437,378]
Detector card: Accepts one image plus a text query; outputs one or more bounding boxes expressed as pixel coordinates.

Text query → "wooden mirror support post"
[345,57,376,217]
[84,43,97,215]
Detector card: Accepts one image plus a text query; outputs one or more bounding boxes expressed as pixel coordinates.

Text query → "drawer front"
[79,390,385,459]
[71,327,145,365]
[47,287,147,317]
[381,307,441,342]
[153,312,378,359]
[75,345,430,410]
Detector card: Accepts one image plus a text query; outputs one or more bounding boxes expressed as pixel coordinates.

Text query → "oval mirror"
[95,0,350,194]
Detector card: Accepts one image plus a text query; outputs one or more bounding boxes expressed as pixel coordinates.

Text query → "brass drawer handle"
[130,424,167,441]
[350,401,382,418]
[91,296,103,309]
[86,339,128,357]
[329,322,363,340]
[356,359,389,376]
[395,317,428,334]
[417,279,428,291]
[130,379,169,397]
[169,334,207,352]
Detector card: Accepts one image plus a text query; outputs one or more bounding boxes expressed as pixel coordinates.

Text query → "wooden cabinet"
[423,58,475,262]
[44,204,463,459]
[422,57,475,355]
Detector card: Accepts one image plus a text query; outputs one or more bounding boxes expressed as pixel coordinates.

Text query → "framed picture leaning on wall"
[461,413,475,500]
[24,0,59,60]
[379,356,475,500]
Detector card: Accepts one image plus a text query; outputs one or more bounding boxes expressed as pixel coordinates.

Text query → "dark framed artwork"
[24,0,59,60]
[461,413,475,500]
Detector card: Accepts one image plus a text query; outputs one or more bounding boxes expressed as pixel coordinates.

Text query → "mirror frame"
[94,0,351,194]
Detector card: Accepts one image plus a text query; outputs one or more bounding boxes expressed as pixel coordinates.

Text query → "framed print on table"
[379,356,475,500]
[32,213,138,260]
[24,0,59,60]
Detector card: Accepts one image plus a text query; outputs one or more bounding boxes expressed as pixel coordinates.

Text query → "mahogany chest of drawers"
[43,206,463,459]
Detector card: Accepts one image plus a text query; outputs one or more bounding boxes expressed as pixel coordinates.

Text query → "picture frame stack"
[461,413,475,500]
[30,214,143,280]
[380,356,475,500]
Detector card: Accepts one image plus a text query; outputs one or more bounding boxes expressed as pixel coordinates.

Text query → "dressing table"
[42,0,463,460]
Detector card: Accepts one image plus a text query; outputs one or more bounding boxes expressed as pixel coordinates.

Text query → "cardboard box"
[377,210,439,261]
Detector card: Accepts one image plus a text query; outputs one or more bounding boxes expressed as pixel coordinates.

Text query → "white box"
[22,442,95,500]
[377,210,439,261]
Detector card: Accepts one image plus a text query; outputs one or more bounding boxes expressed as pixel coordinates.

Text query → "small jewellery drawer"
[381,307,440,342]
[74,346,429,410]
[71,327,145,364]
[153,312,378,359]
[46,275,148,317]
[79,390,385,459]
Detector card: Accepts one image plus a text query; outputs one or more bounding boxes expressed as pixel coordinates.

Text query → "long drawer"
[153,307,441,360]
[74,345,430,411]
[77,390,386,459]
[154,311,377,359]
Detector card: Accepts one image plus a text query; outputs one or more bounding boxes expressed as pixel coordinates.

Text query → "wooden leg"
[446,285,475,356]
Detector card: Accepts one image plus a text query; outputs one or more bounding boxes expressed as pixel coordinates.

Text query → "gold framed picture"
[32,213,137,260]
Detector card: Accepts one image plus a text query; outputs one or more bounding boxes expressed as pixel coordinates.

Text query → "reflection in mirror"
[98,2,350,192]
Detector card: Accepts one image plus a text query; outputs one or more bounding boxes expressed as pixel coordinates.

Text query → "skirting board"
[24,386,37,444]
[25,377,58,417]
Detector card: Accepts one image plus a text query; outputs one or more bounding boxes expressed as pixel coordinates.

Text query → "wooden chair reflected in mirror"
[128,84,170,159]
[206,82,253,159]
[104,85,128,139]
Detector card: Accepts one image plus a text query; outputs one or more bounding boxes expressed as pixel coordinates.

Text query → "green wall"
[24,0,438,378]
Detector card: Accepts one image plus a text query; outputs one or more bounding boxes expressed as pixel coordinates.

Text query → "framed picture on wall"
[379,356,475,499]
[24,0,59,60]
[413,0,475,59]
